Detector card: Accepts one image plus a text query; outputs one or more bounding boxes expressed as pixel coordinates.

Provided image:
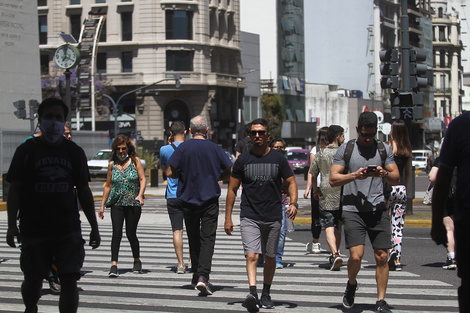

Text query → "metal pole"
[401,0,411,91]
[236,78,240,144]
[101,94,118,137]
[65,69,72,121]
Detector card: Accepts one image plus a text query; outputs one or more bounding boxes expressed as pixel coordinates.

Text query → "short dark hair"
[327,125,344,143]
[170,121,185,135]
[250,118,269,133]
[358,112,377,130]
[244,122,252,136]
[38,98,69,120]
[270,137,286,148]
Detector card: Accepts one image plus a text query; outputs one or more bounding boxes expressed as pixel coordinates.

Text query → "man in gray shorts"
[225,118,298,312]
[330,112,399,313]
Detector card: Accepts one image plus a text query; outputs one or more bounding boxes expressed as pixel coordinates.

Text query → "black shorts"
[20,232,85,281]
[342,210,391,250]
[167,198,184,231]
[319,207,342,229]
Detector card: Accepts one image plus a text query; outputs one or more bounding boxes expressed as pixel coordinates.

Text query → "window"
[70,0,80,4]
[95,0,105,3]
[97,52,107,73]
[440,49,446,67]
[122,52,133,72]
[40,55,49,74]
[38,15,47,44]
[166,50,194,71]
[438,7,444,18]
[166,10,193,40]
[99,20,107,42]
[70,14,81,43]
[38,0,47,6]
[121,12,132,41]
[439,26,446,41]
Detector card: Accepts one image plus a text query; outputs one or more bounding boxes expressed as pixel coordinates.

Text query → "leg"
[374,248,389,301]
[443,216,455,254]
[21,279,42,313]
[167,199,186,268]
[347,245,364,284]
[334,227,342,252]
[197,201,219,281]
[390,186,407,262]
[125,206,142,261]
[246,252,259,286]
[276,206,288,265]
[311,196,321,241]
[110,206,126,265]
[58,273,78,313]
[263,255,276,285]
[173,229,185,267]
[183,204,200,285]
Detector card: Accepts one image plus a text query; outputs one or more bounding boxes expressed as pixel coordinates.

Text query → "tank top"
[394,155,409,185]
[107,160,141,207]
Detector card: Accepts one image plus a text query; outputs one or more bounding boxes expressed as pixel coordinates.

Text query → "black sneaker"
[259,294,275,309]
[108,265,119,278]
[133,260,142,273]
[330,254,343,271]
[375,299,393,313]
[387,250,397,269]
[47,277,61,294]
[342,280,357,309]
[244,293,259,312]
[196,276,213,296]
[442,257,457,270]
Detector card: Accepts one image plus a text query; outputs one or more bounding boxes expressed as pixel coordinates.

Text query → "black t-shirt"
[235,136,252,155]
[232,148,294,221]
[7,137,90,237]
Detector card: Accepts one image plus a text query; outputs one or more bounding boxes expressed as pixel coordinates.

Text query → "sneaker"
[342,280,358,309]
[387,250,397,269]
[244,293,259,312]
[47,278,61,294]
[276,262,284,269]
[442,257,457,270]
[108,265,119,278]
[132,260,142,274]
[374,299,393,313]
[177,264,185,274]
[395,262,403,271]
[312,243,321,254]
[196,276,213,296]
[259,294,275,309]
[329,254,343,271]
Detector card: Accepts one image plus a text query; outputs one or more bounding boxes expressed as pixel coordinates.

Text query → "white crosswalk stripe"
[0,222,458,313]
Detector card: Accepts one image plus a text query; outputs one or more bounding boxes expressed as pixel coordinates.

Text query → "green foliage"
[136,147,157,171]
[261,93,283,138]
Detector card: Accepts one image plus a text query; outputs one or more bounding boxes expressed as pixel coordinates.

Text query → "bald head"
[190,115,208,137]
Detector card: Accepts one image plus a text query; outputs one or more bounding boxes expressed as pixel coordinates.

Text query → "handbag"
[423,183,433,205]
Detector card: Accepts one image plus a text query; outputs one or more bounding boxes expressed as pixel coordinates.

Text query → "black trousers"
[310,189,322,239]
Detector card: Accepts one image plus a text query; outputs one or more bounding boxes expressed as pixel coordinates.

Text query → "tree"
[261,93,283,138]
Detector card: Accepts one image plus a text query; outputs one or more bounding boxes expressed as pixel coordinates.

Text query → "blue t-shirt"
[232,149,294,221]
[160,142,183,199]
[440,112,470,220]
[167,139,232,206]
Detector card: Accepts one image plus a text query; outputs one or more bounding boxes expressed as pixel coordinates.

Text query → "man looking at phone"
[330,112,399,313]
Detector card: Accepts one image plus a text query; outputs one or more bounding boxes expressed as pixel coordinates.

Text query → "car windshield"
[92,150,111,160]
[287,152,307,161]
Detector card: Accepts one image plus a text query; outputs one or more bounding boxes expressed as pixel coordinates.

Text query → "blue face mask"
[117,154,128,161]
[39,119,65,144]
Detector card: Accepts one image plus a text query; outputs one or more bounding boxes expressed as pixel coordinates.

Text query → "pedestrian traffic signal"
[410,49,427,90]
[380,48,399,90]
[390,92,423,120]
[13,100,26,119]
[29,99,39,118]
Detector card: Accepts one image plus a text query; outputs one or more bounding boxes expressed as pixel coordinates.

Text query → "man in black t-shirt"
[6,98,100,313]
[225,118,298,312]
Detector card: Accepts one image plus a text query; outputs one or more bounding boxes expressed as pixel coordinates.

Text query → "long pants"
[310,191,321,239]
[110,205,142,262]
[276,205,288,263]
[182,198,219,283]
[455,211,470,313]
[388,185,407,260]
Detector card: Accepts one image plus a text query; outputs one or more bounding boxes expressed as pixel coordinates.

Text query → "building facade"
[38,0,245,152]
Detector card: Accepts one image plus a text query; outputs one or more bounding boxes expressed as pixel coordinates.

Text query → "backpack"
[342,139,391,201]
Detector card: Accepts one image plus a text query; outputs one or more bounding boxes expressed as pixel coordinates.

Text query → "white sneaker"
[312,243,321,254]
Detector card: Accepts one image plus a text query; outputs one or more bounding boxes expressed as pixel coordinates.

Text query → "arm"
[428,166,439,183]
[404,156,412,188]
[303,153,315,198]
[77,181,101,249]
[329,164,367,187]
[6,182,21,247]
[225,176,241,235]
[383,163,400,185]
[285,175,298,219]
[134,157,146,205]
[431,165,453,245]
[166,165,179,179]
[220,166,232,182]
[98,161,113,219]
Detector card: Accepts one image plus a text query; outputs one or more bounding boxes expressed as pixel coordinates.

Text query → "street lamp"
[235,69,256,144]
[101,74,181,138]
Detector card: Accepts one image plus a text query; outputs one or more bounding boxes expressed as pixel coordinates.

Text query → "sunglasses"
[250,130,267,136]
[115,147,128,152]
[64,132,72,137]
[360,131,377,138]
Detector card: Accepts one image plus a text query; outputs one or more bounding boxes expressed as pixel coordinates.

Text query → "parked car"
[286,149,310,173]
[412,156,427,170]
[88,149,146,177]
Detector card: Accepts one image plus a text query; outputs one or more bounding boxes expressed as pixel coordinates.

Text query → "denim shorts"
[342,210,391,250]
[240,217,281,258]
[20,232,85,280]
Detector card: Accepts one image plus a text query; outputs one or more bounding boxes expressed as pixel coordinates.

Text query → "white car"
[88,149,146,177]
[412,156,427,170]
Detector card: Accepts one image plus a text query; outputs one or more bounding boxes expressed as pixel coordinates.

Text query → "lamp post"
[101,74,181,138]
[235,69,256,144]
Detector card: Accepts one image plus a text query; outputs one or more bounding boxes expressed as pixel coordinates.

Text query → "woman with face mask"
[99,134,146,277]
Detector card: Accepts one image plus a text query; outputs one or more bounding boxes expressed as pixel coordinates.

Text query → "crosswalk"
[0,221,459,313]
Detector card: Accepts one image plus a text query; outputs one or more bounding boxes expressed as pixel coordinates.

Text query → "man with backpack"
[330,112,399,313]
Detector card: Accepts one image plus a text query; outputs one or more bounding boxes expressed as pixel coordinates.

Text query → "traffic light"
[410,48,428,90]
[29,99,39,118]
[390,92,423,120]
[13,100,26,119]
[380,48,399,90]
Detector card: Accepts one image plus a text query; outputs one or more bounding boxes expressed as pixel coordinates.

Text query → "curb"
[294,217,431,228]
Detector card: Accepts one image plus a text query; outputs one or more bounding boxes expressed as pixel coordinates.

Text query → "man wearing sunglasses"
[225,118,298,312]
[330,112,399,313]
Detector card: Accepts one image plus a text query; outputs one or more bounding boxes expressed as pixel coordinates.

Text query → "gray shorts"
[319,207,342,229]
[240,217,281,258]
[342,210,392,250]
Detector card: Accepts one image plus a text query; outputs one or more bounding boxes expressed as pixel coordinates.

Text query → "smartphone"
[366,165,377,173]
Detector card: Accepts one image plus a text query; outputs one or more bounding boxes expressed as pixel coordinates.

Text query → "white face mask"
[117,154,128,161]
[39,119,65,144]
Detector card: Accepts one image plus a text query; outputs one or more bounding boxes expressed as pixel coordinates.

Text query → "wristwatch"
[384,171,389,178]
[289,203,298,209]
